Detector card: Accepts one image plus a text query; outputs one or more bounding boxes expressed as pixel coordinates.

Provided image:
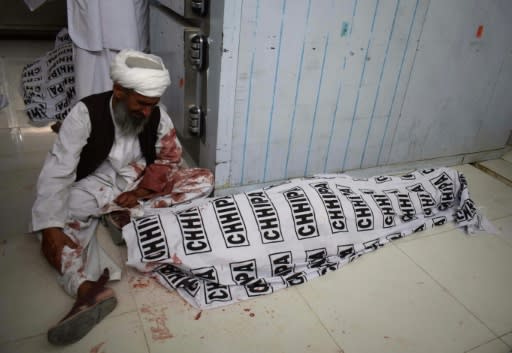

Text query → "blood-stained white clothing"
[31,96,213,297]
[67,0,149,100]
[32,98,174,232]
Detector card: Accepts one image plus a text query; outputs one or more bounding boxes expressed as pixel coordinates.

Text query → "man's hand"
[41,227,78,274]
[115,187,153,208]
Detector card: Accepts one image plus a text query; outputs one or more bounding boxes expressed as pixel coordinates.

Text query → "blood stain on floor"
[90,341,105,353]
[140,305,174,341]
[129,276,151,289]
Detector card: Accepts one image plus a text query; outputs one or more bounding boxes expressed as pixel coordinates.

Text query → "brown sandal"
[47,269,117,345]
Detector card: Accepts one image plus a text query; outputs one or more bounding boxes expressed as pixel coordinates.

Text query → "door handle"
[188,105,203,136]
[188,34,208,71]
[190,0,208,17]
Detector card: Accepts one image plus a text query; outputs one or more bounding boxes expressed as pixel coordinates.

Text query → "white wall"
[213,0,512,191]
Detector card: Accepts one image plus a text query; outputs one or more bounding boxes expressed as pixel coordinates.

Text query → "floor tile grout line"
[499,329,512,338]
[130,286,156,353]
[0,310,139,347]
[130,284,195,353]
[294,287,346,352]
[112,253,153,353]
[472,162,512,187]
[499,338,512,350]
[391,242,503,340]
[104,309,152,353]
[498,330,512,350]
[463,336,507,353]
[0,332,47,347]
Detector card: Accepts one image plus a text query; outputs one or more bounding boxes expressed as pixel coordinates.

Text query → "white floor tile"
[0,228,138,344]
[0,311,148,353]
[0,128,56,176]
[466,339,511,353]
[397,229,512,336]
[95,225,139,317]
[0,197,36,236]
[0,128,55,158]
[480,159,512,183]
[0,166,43,237]
[296,244,494,353]
[501,332,512,347]
[0,108,11,129]
[502,150,512,164]
[134,286,342,353]
[492,217,512,247]
[0,235,74,343]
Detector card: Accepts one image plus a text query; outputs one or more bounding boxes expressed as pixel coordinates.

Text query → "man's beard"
[113,100,149,136]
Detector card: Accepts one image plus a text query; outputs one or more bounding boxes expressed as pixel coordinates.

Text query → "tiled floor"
[1,40,511,353]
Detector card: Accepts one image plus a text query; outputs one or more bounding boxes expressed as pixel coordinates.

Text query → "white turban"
[110,49,171,97]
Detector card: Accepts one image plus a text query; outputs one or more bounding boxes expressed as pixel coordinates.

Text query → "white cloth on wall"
[72,47,118,102]
[22,29,75,122]
[67,0,148,52]
[67,0,149,100]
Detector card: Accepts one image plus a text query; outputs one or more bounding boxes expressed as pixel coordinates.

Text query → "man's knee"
[68,186,102,220]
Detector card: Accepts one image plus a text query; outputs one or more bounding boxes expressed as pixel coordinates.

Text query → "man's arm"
[114,186,153,208]
[115,107,182,208]
[31,103,92,232]
[32,103,92,272]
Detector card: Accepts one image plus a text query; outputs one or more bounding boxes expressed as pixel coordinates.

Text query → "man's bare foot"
[47,269,117,345]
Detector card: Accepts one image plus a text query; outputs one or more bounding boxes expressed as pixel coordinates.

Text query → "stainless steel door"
[154,0,208,19]
[150,2,208,162]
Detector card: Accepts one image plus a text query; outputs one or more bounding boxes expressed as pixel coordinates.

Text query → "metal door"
[149,1,209,163]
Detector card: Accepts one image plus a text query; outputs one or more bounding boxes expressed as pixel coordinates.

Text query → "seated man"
[30,49,213,345]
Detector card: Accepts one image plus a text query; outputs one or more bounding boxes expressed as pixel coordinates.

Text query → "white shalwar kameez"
[67,0,149,100]
[31,99,192,297]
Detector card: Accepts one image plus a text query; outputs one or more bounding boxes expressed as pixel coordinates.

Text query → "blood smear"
[476,25,484,38]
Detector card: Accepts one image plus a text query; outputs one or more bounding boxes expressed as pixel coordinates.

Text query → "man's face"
[124,90,160,119]
[113,85,161,135]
